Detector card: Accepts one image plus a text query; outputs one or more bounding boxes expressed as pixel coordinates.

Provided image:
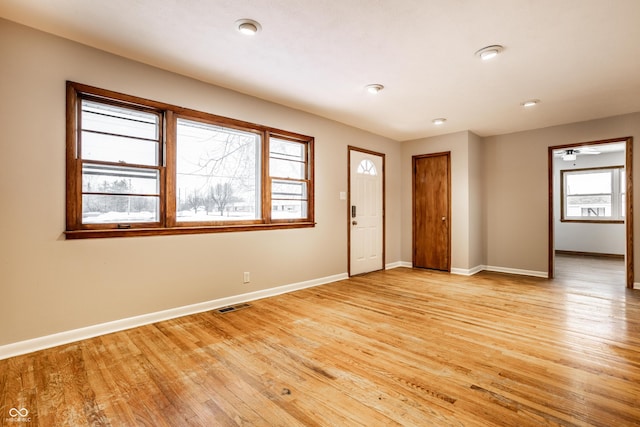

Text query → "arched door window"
[357,159,377,175]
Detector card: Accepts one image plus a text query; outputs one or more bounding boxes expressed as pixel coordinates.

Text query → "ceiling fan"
[554,147,601,161]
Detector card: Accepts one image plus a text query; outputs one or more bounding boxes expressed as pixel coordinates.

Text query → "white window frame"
[561,166,625,223]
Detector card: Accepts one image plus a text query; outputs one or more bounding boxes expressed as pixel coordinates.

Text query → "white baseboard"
[0,272,348,361]
[386,261,412,269]
[634,282,640,290]
[388,262,546,278]
[451,265,485,276]
[483,265,549,278]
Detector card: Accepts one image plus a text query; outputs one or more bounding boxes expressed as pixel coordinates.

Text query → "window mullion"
[164,110,176,227]
[263,130,272,223]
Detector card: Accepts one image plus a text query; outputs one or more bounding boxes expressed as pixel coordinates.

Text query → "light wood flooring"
[554,253,626,286]
[2,265,640,426]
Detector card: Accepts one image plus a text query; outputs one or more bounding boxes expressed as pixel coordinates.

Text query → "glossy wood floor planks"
[2,260,640,426]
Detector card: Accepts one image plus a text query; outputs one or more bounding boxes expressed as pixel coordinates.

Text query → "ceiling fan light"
[562,153,577,161]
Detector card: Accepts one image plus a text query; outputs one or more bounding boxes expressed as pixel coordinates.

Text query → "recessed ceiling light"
[521,99,540,107]
[366,84,384,94]
[432,118,447,125]
[236,19,261,35]
[475,45,504,60]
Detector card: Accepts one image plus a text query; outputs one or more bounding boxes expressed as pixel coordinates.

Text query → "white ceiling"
[2,0,640,141]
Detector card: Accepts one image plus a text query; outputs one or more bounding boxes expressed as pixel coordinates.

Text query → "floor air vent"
[216,303,251,314]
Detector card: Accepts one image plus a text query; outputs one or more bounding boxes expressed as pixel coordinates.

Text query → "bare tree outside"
[206,183,239,216]
[183,190,204,215]
[176,119,259,221]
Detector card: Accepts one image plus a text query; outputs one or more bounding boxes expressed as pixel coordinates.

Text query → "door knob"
[352,220,358,225]
[441,217,446,221]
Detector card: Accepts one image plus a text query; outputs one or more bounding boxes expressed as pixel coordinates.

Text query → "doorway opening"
[548,137,633,288]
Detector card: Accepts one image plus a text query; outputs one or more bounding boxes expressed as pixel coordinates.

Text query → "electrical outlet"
[243,272,250,283]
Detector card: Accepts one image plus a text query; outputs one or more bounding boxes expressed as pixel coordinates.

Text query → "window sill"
[560,219,624,224]
[65,222,316,239]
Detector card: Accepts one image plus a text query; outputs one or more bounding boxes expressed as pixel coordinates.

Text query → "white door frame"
[348,146,385,276]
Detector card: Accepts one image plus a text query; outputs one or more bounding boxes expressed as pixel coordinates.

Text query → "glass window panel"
[272,180,307,200]
[82,100,159,140]
[566,195,611,217]
[270,138,304,161]
[270,138,305,179]
[82,195,159,223]
[81,131,159,166]
[566,172,611,195]
[581,207,606,216]
[176,119,260,222]
[175,175,258,222]
[357,159,377,175]
[82,164,159,195]
[271,200,308,219]
[270,158,305,179]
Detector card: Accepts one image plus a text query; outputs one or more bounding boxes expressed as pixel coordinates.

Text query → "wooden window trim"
[267,132,314,225]
[66,81,315,239]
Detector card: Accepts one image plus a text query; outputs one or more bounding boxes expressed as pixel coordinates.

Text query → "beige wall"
[401,131,481,272]
[0,19,402,346]
[483,113,640,274]
[401,116,639,278]
[468,132,485,269]
[2,17,639,349]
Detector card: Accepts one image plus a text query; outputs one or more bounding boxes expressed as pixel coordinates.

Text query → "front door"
[349,148,384,276]
[413,152,451,271]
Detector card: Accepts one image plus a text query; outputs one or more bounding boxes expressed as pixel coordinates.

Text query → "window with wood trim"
[561,166,624,223]
[66,81,314,238]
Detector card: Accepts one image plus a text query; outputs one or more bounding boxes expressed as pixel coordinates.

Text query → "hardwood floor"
[2,267,640,426]
[554,253,626,286]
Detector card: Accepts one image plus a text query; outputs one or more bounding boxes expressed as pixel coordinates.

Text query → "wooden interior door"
[413,152,451,271]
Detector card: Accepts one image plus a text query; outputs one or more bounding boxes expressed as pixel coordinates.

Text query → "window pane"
[176,119,260,222]
[82,100,159,140]
[272,180,307,200]
[566,172,611,195]
[270,158,305,179]
[270,138,305,179]
[82,195,159,223]
[357,159,377,175]
[270,138,304,161]
[271,200,308,219]
[82,164,159,195]
[566,195,611,217]
[81,132,159,166]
